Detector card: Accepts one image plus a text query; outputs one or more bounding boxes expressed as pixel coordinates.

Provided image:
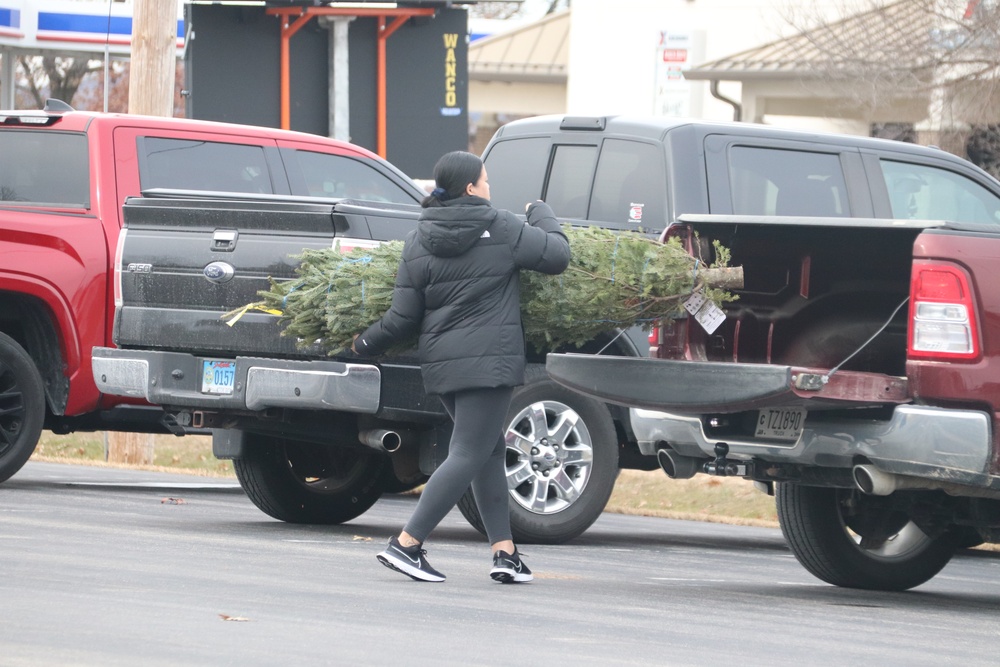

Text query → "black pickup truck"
[94,192,628,543]
[94,115,998,547]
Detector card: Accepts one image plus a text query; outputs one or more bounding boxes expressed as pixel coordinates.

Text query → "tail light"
[908,260,979,360]
[113,229,127,309]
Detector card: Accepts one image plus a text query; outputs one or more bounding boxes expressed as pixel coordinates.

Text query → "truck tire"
[0,333,45,483]
[377,466,428,495]
[458,365,619,544]
[234,433,386,524]
[775,483,957,591]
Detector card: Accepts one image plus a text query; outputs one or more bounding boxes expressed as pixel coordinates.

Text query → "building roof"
[468,9,569,83]
[684,0,934,81]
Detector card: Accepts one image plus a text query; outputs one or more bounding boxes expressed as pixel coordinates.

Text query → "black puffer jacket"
[355,196,570,395]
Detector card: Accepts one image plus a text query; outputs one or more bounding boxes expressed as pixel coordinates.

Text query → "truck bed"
[547,213,1000,493]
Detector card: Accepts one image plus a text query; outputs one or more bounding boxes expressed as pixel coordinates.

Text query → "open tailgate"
[545,354,909,414]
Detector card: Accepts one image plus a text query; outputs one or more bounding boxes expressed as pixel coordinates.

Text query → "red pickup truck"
[547,186,1000,588]
[0,101,426,483]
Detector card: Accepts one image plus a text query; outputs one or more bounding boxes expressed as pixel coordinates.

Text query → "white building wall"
[566,0,844,127]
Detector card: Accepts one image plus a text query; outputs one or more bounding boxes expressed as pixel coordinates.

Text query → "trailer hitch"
[702,442,750,477]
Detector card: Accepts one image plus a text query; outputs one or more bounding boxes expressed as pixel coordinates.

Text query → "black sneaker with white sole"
[490,549,533,583]
[376,536,446,582]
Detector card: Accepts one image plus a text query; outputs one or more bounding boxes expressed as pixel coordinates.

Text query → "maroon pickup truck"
[548,205,1000,590]
[0,101,426,484]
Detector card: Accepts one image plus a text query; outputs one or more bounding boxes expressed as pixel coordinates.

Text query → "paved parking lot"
[2,461,998,666]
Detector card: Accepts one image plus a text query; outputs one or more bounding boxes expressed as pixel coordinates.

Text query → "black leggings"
[403,386,514,545]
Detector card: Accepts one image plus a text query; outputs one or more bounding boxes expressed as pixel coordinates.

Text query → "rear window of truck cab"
[0,131,89,207]
[729,146,850,217]
[588,139,666,230]
[139,137,275,194]
[483,136,667,231]
[284,149,417,204]
[483,137,549,209]
[136,136,419,204]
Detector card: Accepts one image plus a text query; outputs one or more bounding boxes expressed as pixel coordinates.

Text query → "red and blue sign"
[0,6,22,38]
[0,1,185,54]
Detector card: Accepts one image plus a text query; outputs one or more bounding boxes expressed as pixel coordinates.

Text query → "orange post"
[377,16,387,157]
[267,7,435,150]
[377,15,412,157]
[277,11,314,130]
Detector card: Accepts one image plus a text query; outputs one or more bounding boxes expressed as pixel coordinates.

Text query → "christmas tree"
[229,226,740,355]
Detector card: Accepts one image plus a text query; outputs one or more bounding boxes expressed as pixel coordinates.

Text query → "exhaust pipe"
[853,464,999,498]
[853,464,952,496]
[852,464,907,496]
[359,429,402,453]
[657,448,702,480]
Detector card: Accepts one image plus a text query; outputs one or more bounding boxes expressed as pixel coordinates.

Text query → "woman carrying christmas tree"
[352,150,570,583]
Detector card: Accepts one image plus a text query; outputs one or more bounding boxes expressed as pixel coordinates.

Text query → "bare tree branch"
[777,0,1000,174]
[16,55,102,108]
[780,0,1000,122]
[16,56,45,109]
[469,2,525,20]
[469,1,570,19]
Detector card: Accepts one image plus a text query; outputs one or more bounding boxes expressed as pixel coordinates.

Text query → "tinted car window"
[590,139,666,230]
[0,131,89,206]
[730,146,849,217]
[290,150,417,204]
[139,138,274,194]
[881,160,1000,225]
[482,137,549,212]
[545,144,598,219]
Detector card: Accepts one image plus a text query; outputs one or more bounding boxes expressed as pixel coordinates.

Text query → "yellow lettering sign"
[443,33,459,108]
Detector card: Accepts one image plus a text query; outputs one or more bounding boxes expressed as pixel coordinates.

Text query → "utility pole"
[108,0,177,466]
[128,0,178,116]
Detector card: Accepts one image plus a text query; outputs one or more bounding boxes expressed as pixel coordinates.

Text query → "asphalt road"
[2,462,998,667]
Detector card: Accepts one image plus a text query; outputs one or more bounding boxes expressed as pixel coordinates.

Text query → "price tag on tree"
[683,292,726,334]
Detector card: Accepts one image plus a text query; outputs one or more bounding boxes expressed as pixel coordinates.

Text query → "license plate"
[755,408,806,441]
[201,359,236,395]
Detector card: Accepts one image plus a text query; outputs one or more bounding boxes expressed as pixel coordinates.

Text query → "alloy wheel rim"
[284,442,373,494]
[0,360,25,457]
[504,400,594,514]
[839,491,932,560]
